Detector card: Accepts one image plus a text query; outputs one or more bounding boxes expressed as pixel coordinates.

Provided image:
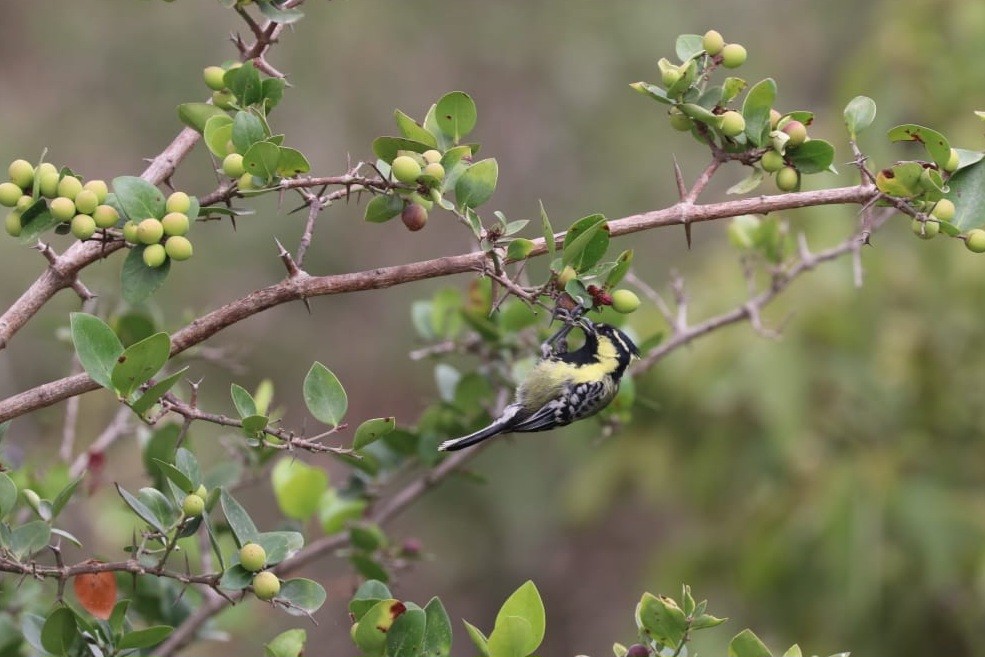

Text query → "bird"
[438,319,640,451]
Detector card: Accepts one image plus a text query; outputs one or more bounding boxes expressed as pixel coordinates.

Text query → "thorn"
[684,222,692,250]
[673,156,687,199]
[302,297,311,314]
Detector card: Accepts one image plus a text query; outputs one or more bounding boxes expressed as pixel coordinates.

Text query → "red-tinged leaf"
[73,570,117,620]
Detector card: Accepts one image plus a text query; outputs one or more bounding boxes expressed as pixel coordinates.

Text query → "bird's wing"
[510,399,568,432]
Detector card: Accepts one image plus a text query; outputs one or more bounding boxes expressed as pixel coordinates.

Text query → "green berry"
[74,189,99,215]
[422,162,445,181]
[0,183,22,207]
[165,236,193,261]
[83,180,109,204]
[391,155,422,184]
[661,67,682,87]
[401,203,427,231]
[92,204,120,229]
[668,109,693,132]
[611,289,641,314]
[212,90,236,110]
[8,159,34,190]
[702,30,725,56]
[238,172,256,190]
[776,166,800,191]
[15,195,33,212]
[142,243,167,268]
[781,120,808,147]
[761,150,785,173]
[49,197,76,222]
[912,218,939,240]
[422,149,442,165]
[166,191,191,214]
[203,66,227,92]
[35,162,57,179]
[720,43,747,68]
[931,199,956,222]
[162,212,190,236]
[719,110,745,137]
[944,148,960,173]
[38,172,60,198]
[182,493,205,517]
[240,543,267,572]
[136,218,164,244]
[966,229,985,253]
[5,211,22,237]
[56,176,83,201]
[222,153,245,178]
[70,214,97,240]
[122,221,139,243]
[252,571,280,601]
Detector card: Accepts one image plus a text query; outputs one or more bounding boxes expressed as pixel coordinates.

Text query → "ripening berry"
[165,236,193,261]
[776,166,800,191]
[137,218,165,244]
[5,211,21,237]
[422,149,442,165]
[8,159,34,189]
[74,189,99,215]
[669,109,693,131]
[15,195,33,213]
[702,30,725,56]
[222,153,245,178]
[161,212,190,236]
[56,176,83,201]
[49,197,76,222]
[203,66,227,92]
[252,571,280,601]
[401,203,428,231]
[611,289,641,314]
[239,543,267,572]
[769,109,782,129]
[719,111,745,137]
[83,180,109,204]
[212,90,236,110]
[70,214,97,240]
[391,155,422,184]
[122,221,139,243]
[966,229,985,253]
[720,43,747,68]
[626,645,650,657]
[166,191,191,214]
[142,243,167,268]
[422,162,445,181]
[238,173,256,190]
[911,218,938,240]
[761,150,785,173]
[781,120,808,147]
[38,172,60,198]
[943,148,960,174]
[182,493,205,517]
[931,199,956,222]
[92,204,120,229]
[0,183,21,207]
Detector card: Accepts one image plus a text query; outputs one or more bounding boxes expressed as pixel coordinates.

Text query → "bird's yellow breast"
[517,336,621,410]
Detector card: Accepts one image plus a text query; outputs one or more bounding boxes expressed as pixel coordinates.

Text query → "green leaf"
[112,176,165,222]
[487,616,534,657]
[353,599,404,653]
[562,214,610,271]
[680,102,719,125]
[494,580,545,653]
[729,629,772,657]
[242,414,269,439]
[692,612,728,630]
[353,417,396,450]
[70,313,124,390]
[232,111,268,153]
[138,486,179,528]
[742,78,777,147]
[539,201,556,258]
[111,332,170,399]
[0,473,15,519]
[271,458,329,521]
[364,194,404,223]
[204,114,234,158]
[276,147,310,177]
[121,245,171,304]
[178,102,228,134]
[463,620,490,657]
[153,459,194,494]
[243,141,281,183]
[349,580,394,621]
[17,202,60,244]
[255,0,304,24]
[629,81,673,105]
[279,579,328,616]
[254,530,303,566]
[50,476,82,520]
[130,367,188,418]
[455,158,498,209]
[888,124,951,168]
[117,626,173,650]
[875,161,925,199]
[423,597,453,657]
[303,362,347,427]
[372,136,434,164]
[41,608,77,656]
[220,487,259,546]
[395,110,438,147]
[262,78,286,110]
[231,383,257,418]
[266,629,307,657]
[435,92,478,142]
[319,490,367,534]
[722,77,748,103]
[351,554,389,582]
[786,139,836,174]
[945,160,985,231]
[218,564,253,590]
[952,148,985,172]
[727,168,764,195]
[225,62,263,107]
[10,521,51,559]
[386,607,426,657]
[116,484,166,534]
[506,238,536,261]
[605,250,634,288]
[782,645,802,657]
[637,593,687,648]
[843,95,876,139]
[675,34,705,61]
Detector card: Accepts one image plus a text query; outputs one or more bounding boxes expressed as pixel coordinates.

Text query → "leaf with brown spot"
[73,570,117,620]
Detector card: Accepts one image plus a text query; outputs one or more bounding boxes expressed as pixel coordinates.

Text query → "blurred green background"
[3,1,985,656]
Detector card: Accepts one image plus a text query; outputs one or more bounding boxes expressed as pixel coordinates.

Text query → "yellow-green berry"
[92,204,120,229]
[74,189,99,215]
[166,191,191,214]
[15,195,33,213]
[422,162,445,181]
[83,180,109,204]
[391,155,422,184]
[776,166,800,191]
[239,543,267,572]
[238,172,256,190]
[212,90,236,110]
[761,150,785,173]
[611,289,641,314]
[781,120,808,147]
[137,218,164,244]
[0,183,21,207]
[122,221,139,243]
[161,212,190,236]
[142,243,167,268]
[165,236,193,261]
[702,30,725,56]
[720,110,745,137]
[422,149,442,165]
[49,197,76,222]
[35,162,57,179]
[557,265,577,287]
[668,109,693,132]
[912,218,939,240]
[931,199,956,222]
[222,153,245,178]
[721,43,747,68]
[661,67,682,87]
[8,159,34,189]
[182,493,205,517]
[71,214,97,240]
[252,571,280,601]
[769,109,782,129]
[943,148,960,174]
[966,229,985,253]
[38,172,60,198]
[5,211,22,237]
[56,176,83,201]
[203,66,227,92]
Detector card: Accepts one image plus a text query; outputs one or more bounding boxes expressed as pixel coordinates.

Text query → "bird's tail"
[438,405,520,451]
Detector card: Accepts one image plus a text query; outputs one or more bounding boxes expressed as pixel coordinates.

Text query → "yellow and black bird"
[438,319,640,451]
